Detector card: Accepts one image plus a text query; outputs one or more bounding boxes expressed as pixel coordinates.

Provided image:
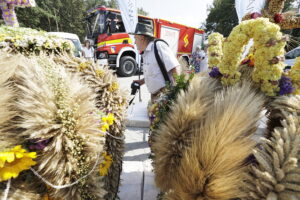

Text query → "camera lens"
[131,82,140,95]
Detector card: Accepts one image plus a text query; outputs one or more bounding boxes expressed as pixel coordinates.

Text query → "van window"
[68,38,82,57]
[285,48,300,59]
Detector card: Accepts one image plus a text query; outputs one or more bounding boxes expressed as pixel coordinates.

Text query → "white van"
[49,32,83,57]
[285,46,300,67]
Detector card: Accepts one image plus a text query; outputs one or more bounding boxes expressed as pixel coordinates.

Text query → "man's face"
[134,35,146,52]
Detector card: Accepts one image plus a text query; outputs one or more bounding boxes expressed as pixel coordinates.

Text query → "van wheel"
[117,56,137,77]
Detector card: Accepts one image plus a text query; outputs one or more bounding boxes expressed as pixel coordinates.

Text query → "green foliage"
[5,0,116,40]
[205,0,299,37]
[283,0,297,11]
[283,1,300,51]
[205,0,238,37]
[0,0,148,42]
[150,73,194,132]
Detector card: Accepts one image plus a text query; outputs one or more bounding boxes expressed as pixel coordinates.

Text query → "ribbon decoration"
[0,0,36,27]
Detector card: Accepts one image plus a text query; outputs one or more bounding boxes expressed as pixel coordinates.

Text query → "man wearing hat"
[131,23,180,102]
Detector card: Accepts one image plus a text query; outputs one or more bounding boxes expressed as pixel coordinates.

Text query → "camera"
[131,82,140,95]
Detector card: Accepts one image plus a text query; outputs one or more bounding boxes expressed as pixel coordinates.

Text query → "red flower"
[251,12,262,19]
[274,14,284,23]
[241,59,250,65]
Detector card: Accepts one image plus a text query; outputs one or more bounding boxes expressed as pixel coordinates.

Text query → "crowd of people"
[191,45,208,73]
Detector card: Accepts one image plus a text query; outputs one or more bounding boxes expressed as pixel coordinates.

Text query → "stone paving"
[118,75,159,200]
[116,74,267,200]
[118,127,159,200]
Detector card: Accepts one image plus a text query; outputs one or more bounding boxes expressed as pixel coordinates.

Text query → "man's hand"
[133,79,145,85]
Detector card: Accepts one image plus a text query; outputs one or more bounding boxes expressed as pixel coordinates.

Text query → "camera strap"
[154,39,171,83]
[129,94,136,106]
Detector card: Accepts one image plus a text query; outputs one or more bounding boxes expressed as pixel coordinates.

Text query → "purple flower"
[28,138,51,150]
[149,114,156,123]
[209,67,222,78]
[279,76,294,95]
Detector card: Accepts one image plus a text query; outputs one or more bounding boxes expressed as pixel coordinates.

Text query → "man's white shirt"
[142,41,179,94]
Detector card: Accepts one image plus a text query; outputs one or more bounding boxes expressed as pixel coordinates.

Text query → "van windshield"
[67,38,82,57]
[285,48,300,59]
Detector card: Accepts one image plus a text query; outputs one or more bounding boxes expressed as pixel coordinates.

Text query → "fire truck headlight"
[98,52,107,59]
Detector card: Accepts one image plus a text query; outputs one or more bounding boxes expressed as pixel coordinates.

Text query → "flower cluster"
[241,0,300,30]
[99,152,112,176]
[95,69,105,78]
[279,76,294,95]
[0,145,36,182]
[209,67,222,78]
[219,18,286,95]
[1,0,34,6]
[241,53,255,67]
[77,62,91,71]
[0,0,35,27]
[101,113,115,132]
[149,74,194,140]
[208,32,224,68]
[288,57,300,94]
[0,25,74,54]
[274,13,284,23]
[94,110,115,132]
[268,0,285,16]
[108,81,119,92]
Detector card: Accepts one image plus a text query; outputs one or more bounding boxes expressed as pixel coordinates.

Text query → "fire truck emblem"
[111,46,116,53]
[184,34,189,47]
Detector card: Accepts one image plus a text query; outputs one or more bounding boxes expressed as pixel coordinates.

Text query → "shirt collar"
[144,41,154,52]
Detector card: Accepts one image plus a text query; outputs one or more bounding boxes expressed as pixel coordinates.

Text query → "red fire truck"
[85,5,205,77]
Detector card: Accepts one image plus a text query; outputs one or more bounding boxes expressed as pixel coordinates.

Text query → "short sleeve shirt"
[142,41,180,94]
[82,47,94,58]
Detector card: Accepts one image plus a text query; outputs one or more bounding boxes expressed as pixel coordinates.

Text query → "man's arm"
[133,78,145,85]
[170,66,179,77]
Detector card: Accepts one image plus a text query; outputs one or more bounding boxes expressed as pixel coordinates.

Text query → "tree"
[3,0,147,41]
[107,0,118,8]
[205,0,238,37]
[205,0,299,37]
[138,8,148,16]
[84,0,108,11]
[14,0,114,40]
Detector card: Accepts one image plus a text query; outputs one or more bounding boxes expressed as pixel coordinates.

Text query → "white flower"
[0,41,8,48]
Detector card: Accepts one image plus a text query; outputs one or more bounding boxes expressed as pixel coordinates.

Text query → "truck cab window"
[106,12,126,34]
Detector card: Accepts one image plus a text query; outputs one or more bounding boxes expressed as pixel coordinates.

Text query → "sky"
[136,0,214,28]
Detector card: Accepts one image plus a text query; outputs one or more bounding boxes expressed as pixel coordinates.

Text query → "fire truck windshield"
[86,10,106,38]
[86,10,126,39]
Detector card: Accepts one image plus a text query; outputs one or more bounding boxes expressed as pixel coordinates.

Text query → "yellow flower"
[288,57,300,94]
[100,113,115,132]
[99,152,112,176]
[217,18,286,95]
[77,62,89,71]
[106,113,115,125]
[95,69,105,78]
[0,146,36,182]
[101,123,109,132]
[43,194,49,200]
[108,82,119,92]
[208,33,224,68]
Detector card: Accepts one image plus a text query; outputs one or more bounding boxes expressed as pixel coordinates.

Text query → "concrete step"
[126,102,150,128]
[118,127,159,200]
